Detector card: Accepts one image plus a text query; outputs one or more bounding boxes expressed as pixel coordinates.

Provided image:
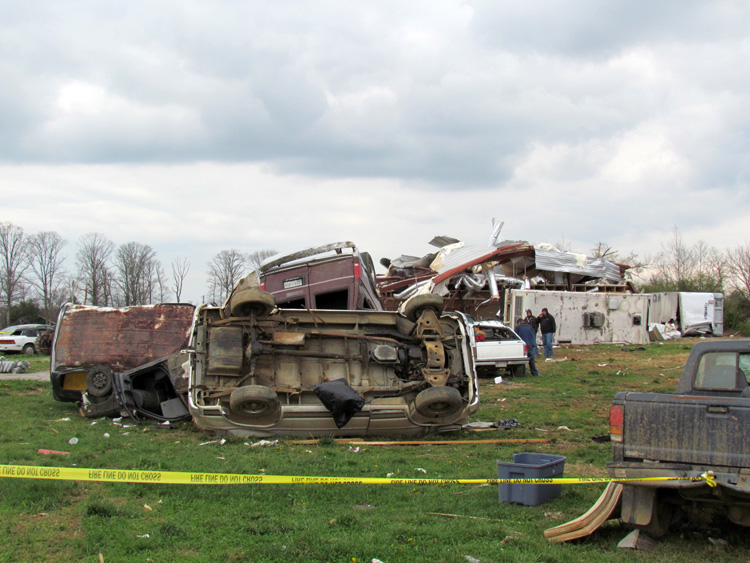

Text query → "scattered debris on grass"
[463,419,519,430]
[249,439,279,448]
[617,529,656,551]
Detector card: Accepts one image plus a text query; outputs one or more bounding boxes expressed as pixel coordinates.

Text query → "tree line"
[589,226,750,334]
[1,220,748,334]
[635,226,750,335]
[0,221,276,326]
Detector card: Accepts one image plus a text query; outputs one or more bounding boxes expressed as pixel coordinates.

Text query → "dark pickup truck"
[608,339,750,535]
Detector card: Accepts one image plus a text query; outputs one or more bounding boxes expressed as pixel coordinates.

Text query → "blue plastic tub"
[497,452,566,506]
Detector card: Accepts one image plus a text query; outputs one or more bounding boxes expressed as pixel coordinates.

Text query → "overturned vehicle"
[50,303,195,422]
[187,278,479,437]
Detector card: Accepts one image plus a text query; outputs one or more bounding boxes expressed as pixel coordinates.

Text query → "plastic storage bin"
[497,452,566,506]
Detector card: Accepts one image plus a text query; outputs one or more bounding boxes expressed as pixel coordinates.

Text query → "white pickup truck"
[449,312,529,377]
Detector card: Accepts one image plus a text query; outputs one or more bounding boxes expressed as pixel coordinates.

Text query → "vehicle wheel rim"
[91,372,109,391]
[240,400,270,415]
[431,401,452,414]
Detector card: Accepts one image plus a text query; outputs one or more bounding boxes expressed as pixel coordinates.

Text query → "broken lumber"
[544,482,623,543]
[285,438,550,446]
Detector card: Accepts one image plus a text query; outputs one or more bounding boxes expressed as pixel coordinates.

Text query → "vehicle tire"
[86,365,114,397]
[414,386,463,418]
[510,365,524,378]
[229,385,280,417]
[403,294,444,322]
[229,288,275,317]
[22,343,35,355]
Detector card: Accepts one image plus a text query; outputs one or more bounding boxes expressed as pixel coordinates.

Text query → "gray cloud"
[1,1,747,188]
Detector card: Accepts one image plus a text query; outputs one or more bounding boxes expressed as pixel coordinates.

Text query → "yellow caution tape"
[0,464,710,486]
[700,471,717,487]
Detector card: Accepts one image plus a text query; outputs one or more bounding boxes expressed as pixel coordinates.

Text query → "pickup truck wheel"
[86,365,113,397]
[230,385,280,416]
[414,386,463,417]
[510,365,524,378]
[22,343,36,355]
[230,288,275,317]
[403,294,444,322]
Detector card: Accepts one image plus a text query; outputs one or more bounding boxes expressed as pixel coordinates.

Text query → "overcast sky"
[1,1,748,302]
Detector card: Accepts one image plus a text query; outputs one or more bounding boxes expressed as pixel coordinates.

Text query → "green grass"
[1,340,749,562]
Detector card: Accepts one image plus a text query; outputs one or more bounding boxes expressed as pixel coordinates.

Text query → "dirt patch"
[0,371,48,381]
[6,387,46,396]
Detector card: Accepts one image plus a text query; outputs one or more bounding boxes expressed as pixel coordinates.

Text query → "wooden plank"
[285,438,550,446]
[544,482,623,543]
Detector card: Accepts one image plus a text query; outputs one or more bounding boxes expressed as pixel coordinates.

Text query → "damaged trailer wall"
[647,292,724,336]
[505,290,650,346]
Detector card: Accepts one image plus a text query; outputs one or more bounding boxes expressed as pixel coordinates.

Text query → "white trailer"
[647,292,724,336]
[504,289,651,346]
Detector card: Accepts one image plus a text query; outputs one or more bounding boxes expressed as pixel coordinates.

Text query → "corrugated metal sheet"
[533,249,623,282]
[432,243,529,283]
[52,303,195,372]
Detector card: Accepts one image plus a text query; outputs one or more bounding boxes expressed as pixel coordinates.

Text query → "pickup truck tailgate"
[618,391,750,467]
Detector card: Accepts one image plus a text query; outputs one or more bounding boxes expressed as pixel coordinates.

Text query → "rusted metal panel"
[52,303,195,373]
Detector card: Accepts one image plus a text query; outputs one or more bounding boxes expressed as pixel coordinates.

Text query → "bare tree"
[727,242,750,298]
[113,242,160,305]
[590,241,647,281]
[64,275,82,305]
[650,226,698,290]
[171,257,190,302]
[154,262,169,303]
[0,222,30,325]
[552,236,572,252]
[693,240,726,292]
[26,231,67,320]
[76,233,114,306]
[207,249,247,303]
[247,249,278,272]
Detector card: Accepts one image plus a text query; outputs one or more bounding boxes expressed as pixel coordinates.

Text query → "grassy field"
[2,340,749,562]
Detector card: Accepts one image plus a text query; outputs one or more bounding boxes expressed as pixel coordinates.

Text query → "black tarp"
[313,379,365,428]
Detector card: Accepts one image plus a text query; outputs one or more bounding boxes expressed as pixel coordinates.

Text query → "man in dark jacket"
[524,309,539,358]
[537,308,556,358]
[515,319,539,376]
